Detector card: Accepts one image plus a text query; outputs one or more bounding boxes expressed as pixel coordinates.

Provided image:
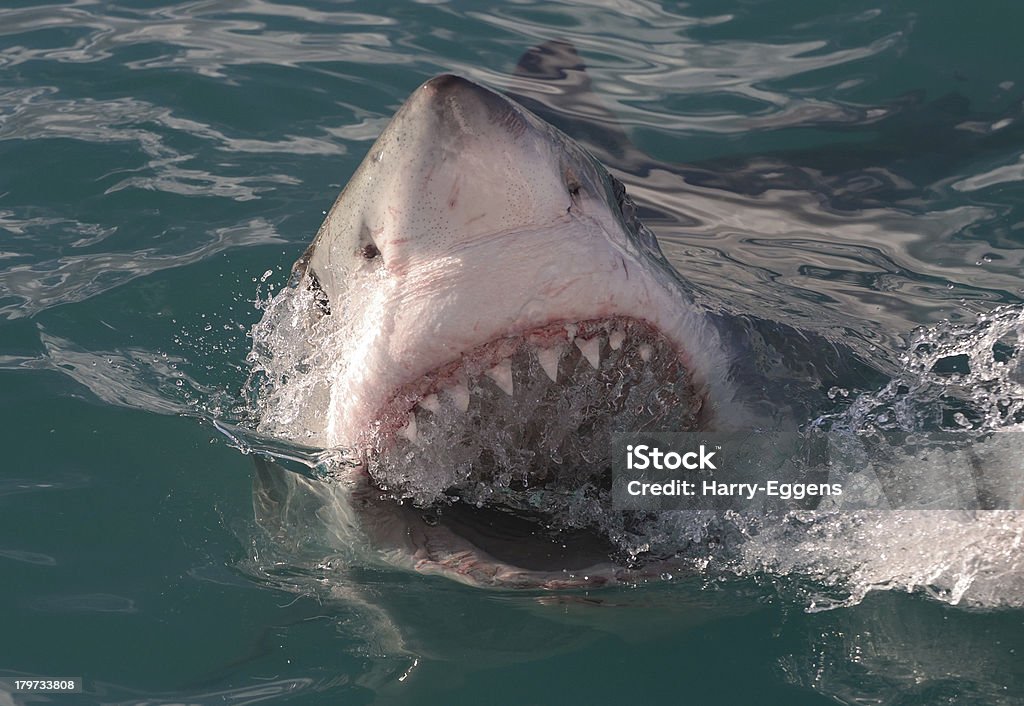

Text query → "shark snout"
[412,73,530,141]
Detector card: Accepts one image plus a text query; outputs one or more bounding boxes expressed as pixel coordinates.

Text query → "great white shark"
[249,39,1024,590]
[250,49,871,589]
[234,44,1024,698]
[255,72,731,588]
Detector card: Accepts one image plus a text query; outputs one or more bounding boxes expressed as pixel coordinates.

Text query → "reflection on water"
[0,219,283,319]
[781,592,1024,705]
[2,0,1024,704]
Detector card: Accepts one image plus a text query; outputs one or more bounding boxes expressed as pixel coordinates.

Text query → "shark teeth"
[398,414,418,442]
[485,360,514,397]
[420,393,440,414]
[379,318,698,460]
[536,345,562,383]
[448,381,470,412]
[609,329,625,351]
[575,337,601,369]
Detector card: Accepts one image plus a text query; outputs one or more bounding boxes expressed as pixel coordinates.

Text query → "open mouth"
[363,316,712,511]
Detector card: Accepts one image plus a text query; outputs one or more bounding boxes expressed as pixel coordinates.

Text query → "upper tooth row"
[406,328,639,429]
[483,334,603,392]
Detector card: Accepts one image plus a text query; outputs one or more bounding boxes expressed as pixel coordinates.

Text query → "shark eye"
[360,243,380,260]
[568,182,581,198]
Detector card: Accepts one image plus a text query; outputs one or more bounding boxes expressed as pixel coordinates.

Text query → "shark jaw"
[363,315,713,509]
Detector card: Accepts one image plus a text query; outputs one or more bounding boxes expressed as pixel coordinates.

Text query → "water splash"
[244,260,1024,607]
[827,304,1024,435]
[732,305,1024,609]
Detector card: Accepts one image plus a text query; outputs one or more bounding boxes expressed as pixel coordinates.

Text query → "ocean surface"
[2,1,1024,704]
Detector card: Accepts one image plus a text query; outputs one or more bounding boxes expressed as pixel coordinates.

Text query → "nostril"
[565,167,582,200]
[566,174,582,214]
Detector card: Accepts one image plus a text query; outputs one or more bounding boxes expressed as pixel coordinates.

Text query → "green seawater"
[2,1,1024,703]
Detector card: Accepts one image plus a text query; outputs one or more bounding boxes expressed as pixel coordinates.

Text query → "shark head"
[285,74,737,506]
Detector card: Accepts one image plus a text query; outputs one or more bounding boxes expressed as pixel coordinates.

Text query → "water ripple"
[461,1,907,135]
[0,218,283,319]
[0,548,58,566]
[0,0,401,75]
